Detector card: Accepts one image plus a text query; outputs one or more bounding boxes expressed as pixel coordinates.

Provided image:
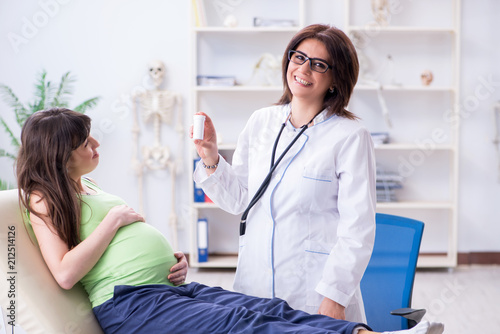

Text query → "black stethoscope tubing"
[239,113,316,236]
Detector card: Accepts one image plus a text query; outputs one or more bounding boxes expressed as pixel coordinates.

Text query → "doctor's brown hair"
[277,24,359,120]
[16,108,91,249]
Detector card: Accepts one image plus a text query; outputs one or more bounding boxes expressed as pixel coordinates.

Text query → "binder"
[193,158,205,202]
[197,218,208,262]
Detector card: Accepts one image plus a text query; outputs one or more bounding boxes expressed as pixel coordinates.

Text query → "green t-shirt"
[78,178,177,307]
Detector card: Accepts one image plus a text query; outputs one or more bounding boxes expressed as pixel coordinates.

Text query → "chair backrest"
[0,189,104,333]
[360,213,424,332]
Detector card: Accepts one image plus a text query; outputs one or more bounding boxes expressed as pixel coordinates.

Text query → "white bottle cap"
[193,115,206,140]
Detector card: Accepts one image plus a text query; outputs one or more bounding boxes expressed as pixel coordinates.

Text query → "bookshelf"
[188,0,306,268]
[345,0,461,267]
[188,0,461,268]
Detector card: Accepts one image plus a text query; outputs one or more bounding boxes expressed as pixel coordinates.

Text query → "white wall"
[0,0,192,246]
[457,0,500,252]
[0,0,498,254]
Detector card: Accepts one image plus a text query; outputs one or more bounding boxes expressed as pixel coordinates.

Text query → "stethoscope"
[239,111,319,236]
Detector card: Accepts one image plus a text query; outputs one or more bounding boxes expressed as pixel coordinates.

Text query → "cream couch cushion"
[0,189,103,334]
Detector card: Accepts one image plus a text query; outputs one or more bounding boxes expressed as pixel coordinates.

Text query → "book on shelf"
[197,218,209,262]
[205,194,213,203]
[376,166,403,203]
[193,158,205,202]
[192,0,206,27]
[253,17,296,27]
[197,75,237,87]
[370,132,390,146]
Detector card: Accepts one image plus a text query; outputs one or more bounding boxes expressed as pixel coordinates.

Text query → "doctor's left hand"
[168,251,189,286]
[318,297,346,320]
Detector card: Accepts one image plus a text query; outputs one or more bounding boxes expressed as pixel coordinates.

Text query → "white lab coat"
[194,104,376,323]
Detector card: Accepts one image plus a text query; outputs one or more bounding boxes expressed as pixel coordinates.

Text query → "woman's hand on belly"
[105,205,145,229]
[167,251,188,285]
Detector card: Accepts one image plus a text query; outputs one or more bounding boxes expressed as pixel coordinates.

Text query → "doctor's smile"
[295,75,312,86]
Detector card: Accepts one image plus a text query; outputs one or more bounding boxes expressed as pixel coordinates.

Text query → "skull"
[420,70,434,86]
[148,60,166,88]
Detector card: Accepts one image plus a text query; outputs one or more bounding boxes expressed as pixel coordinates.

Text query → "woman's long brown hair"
[16,108,91,249]
[277,24,359,120]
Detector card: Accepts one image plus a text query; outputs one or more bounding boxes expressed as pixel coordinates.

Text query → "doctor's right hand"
[318,297,346,320]
[190,112,219,169]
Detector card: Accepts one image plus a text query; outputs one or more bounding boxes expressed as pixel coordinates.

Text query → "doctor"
[193,24,376,323]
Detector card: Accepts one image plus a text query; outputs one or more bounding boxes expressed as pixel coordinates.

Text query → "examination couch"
[0,189,103,333]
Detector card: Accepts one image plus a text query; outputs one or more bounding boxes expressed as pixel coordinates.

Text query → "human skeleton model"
[132,60,183,249]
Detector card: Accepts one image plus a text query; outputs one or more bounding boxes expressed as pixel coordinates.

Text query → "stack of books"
[371,132,390,146]
[193,159,213,203]
[197,75,237,87]
[376,167,403,202]
[192,0,206,27]
[253,17,296,27]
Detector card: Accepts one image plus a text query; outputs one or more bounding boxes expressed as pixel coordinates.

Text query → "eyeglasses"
[288,50,332,73]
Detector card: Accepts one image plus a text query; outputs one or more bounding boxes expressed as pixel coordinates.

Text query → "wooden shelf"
[205,143,455,152]
[347,26,455,34]
[192,254,238,268]
[194,27,299,33]
[195,85,283,92]
[374,143,455,151]
[346,0,460,268]
[354,84,455,92]
[376,201,454,210]
[418,253,457,268]
[193,202,219,209]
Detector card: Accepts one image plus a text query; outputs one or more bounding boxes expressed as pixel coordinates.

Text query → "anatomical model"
[132,60,183,249]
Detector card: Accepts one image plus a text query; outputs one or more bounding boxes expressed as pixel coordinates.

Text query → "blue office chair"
[360,213,426,332]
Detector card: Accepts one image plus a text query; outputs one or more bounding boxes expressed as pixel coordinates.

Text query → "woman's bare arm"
[30,193,144,289]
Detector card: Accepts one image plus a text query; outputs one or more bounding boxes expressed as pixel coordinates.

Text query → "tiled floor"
[412,265,499,333]
[187,265,499,333]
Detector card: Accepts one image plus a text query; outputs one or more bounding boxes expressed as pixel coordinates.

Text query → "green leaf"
[0,84,29,127]
[52,71,75,108]
[73,96,101,113]
[32,70,49,113]
[0,148,16,160]
[0,117,20,149]
[0,69,101,164]
[0,179,9,190]
[0,179,11,190]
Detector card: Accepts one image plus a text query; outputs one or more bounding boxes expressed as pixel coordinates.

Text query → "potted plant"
[0,70,100,189]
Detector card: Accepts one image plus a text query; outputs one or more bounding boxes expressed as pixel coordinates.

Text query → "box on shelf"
[197,75,236,87]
